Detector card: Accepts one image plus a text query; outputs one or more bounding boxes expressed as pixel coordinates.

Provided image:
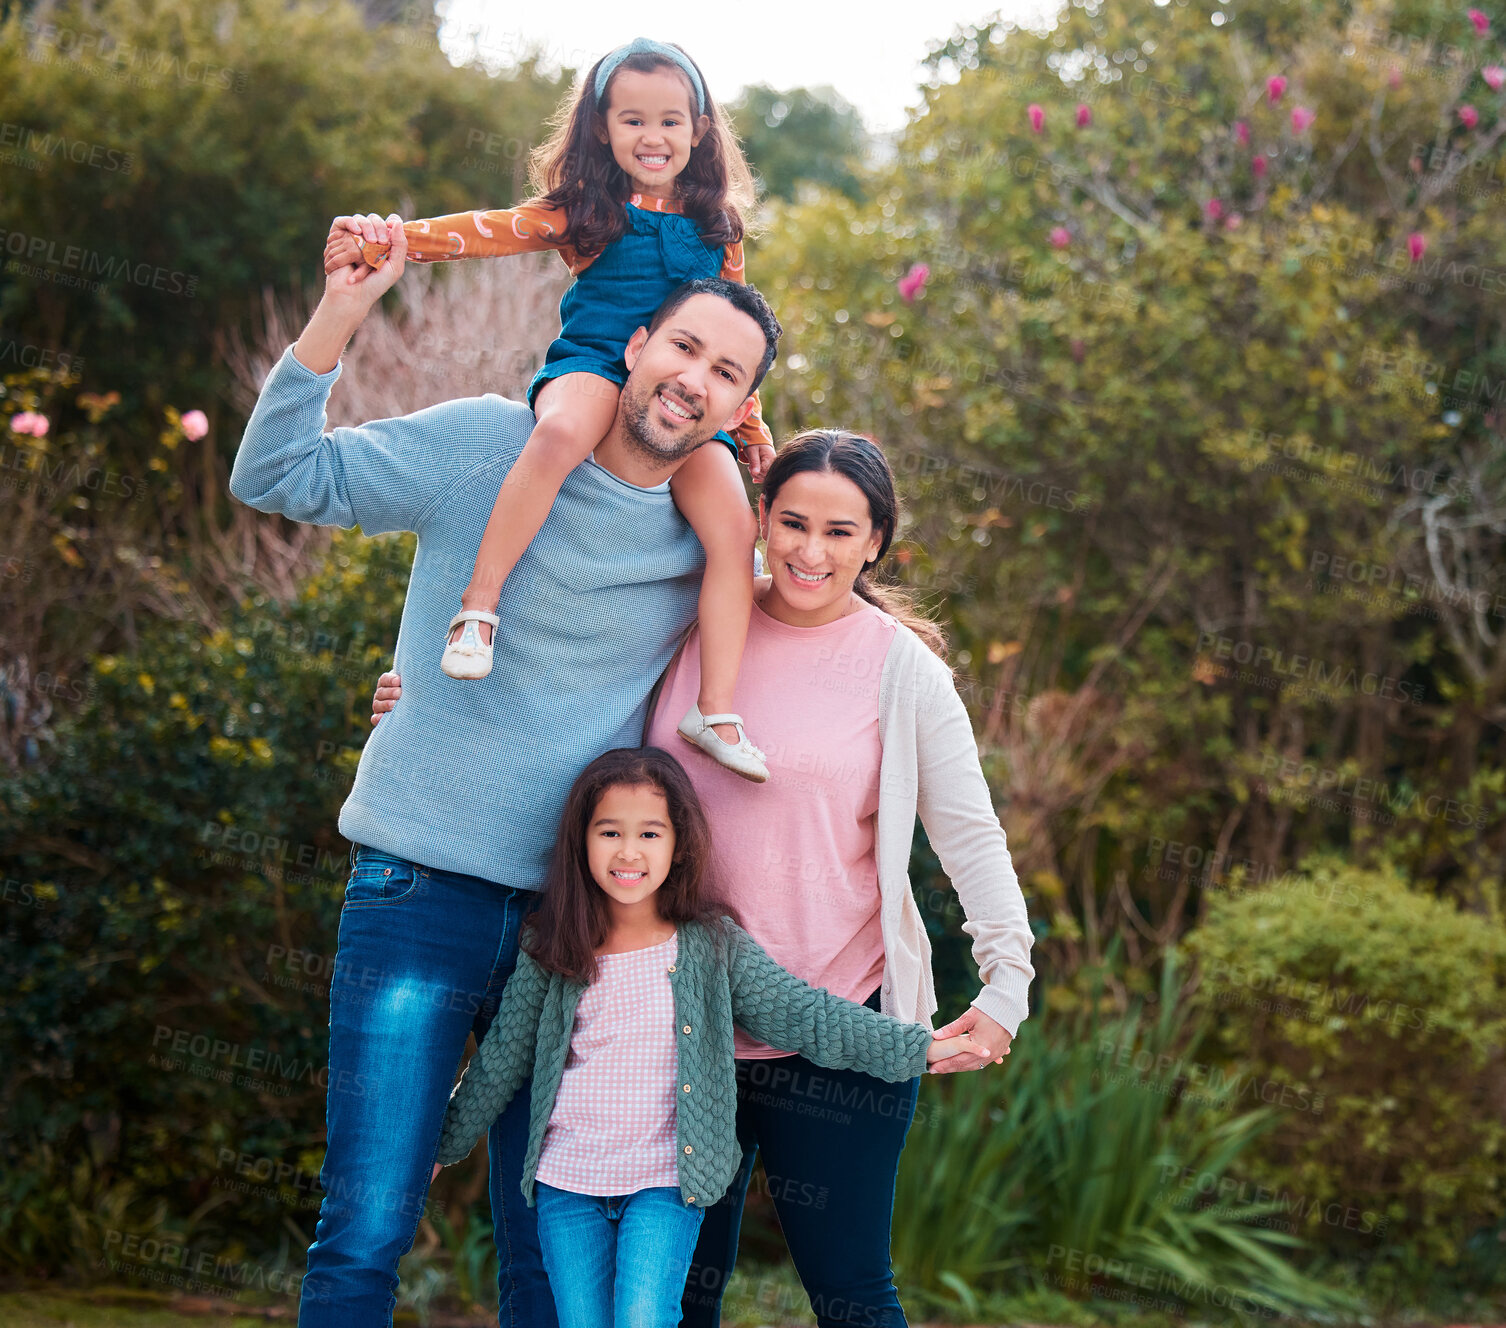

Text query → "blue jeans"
[536,1182,705,1328]
[681,990,921,1328]
[297,845,559,1328]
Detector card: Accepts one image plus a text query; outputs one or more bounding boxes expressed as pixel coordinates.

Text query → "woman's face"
[758,467,885,625]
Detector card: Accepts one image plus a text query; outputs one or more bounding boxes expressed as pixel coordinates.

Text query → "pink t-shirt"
[646,596,896,1058]
[534,933,682,1195]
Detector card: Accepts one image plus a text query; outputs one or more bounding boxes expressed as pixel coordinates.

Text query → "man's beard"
[619,376,717,465]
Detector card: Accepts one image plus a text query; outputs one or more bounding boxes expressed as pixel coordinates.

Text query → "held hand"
[371,670,402,726]
[431,1161,441,1182]
[928,1006,1012,1074]
[324,229,364,275]
[322,213,406,308]
[925,1031,989,1068]
[745,444,775,483]
[328,213,388,249]
[327,211,396,269]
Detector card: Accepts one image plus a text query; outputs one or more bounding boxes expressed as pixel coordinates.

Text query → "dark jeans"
[680,989,922,1328]
[297,844,559,1328]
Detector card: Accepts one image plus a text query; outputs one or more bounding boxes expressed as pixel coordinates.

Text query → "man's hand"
[325,214,397,274]
[322,213,406,306]
[927,1006,1012,1074]
[293,215,407,375]
[745,443,775,484]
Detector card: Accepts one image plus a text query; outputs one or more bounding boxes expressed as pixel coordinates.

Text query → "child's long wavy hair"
[528,43,756,260]
[522,747,743,984]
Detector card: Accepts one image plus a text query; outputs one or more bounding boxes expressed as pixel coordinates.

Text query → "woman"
[370,429,1034,1328]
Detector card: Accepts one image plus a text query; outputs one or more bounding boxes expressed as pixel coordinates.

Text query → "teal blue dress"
[527,201,739,460]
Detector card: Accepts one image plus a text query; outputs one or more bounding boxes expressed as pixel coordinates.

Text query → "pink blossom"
[1049,226,1071,249]
[1069,338,1085,363]
[1076,103,1092,128]
[1267,75,1287,103]
[1408,232,1427,262]
[1204,198,1224,222]
[180,409,209,441]
[1224,213,1243,229]
[10,411,49,437]
[1235,120,1250,145]
[1468,8,1490,36]
[1252,154,1269,177]
[897,262,929,303]
[1484,65,1506,91]
[1388,65,1404,89]
[1291,106,1316,132]
[1459,103,1480,128]
[1028,103,1045,133]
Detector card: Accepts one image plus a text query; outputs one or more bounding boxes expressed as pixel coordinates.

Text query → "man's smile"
[657,390,700,422]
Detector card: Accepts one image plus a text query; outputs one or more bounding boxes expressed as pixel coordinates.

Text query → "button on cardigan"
[434,918,934,1209]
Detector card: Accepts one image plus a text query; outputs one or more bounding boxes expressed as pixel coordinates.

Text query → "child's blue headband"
[593,38,706,117]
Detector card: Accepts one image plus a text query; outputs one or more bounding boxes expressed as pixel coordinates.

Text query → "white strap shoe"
[676,704,769,783]
[441,609,500,680]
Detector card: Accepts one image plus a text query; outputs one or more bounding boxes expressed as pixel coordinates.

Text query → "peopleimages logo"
[1195,632,1425,703]
[0,122,135,172]
[0,228,198,296]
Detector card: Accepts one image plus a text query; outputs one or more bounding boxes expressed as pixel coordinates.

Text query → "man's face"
[618,294,764,465]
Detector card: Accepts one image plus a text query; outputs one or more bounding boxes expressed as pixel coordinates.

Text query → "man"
[229,214,782,1328]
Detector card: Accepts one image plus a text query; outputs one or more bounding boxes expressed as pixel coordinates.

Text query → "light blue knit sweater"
[229,346,707,888]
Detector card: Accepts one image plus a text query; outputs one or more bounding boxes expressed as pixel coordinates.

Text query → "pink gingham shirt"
[533,933,683,1195]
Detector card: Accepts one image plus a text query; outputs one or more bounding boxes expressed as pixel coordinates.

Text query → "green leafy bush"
[1182,856,1506,1263]
[0,527,410,1277]
[892,954,1353,1322]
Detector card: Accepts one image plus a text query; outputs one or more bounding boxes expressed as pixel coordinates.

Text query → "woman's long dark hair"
[528,44,755,260]
[522,747,742,984]
[762,430,950,662]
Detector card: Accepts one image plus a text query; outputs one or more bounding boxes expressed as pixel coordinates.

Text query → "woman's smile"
[787,564,832,585]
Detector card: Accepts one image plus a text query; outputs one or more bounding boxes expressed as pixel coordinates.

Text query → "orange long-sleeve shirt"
[356,195,772,460]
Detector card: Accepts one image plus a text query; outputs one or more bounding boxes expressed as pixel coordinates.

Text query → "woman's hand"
[928,1006,1011,1074]
[371,670,401,725]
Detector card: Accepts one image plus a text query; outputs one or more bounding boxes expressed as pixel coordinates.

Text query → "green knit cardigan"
[434,916,934,1208]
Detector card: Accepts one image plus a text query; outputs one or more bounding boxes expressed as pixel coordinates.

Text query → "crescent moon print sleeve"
[361,201,585,271]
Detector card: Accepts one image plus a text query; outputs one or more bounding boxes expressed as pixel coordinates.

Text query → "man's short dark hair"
[645,278,782,393]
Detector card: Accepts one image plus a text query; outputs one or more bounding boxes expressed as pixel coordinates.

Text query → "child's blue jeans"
[535,1182,705,1328]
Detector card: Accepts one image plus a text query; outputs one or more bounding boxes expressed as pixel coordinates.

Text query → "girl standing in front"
[325,39,773,782]
[429,747,985,1328]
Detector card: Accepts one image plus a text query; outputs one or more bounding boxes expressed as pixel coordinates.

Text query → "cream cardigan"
[646,606,1036,1038]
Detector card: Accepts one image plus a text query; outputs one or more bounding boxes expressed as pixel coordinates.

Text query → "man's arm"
[229,216,521,536]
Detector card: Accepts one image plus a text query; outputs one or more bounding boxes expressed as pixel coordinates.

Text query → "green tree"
[728,83,868,203]
[754,0,1506,978]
